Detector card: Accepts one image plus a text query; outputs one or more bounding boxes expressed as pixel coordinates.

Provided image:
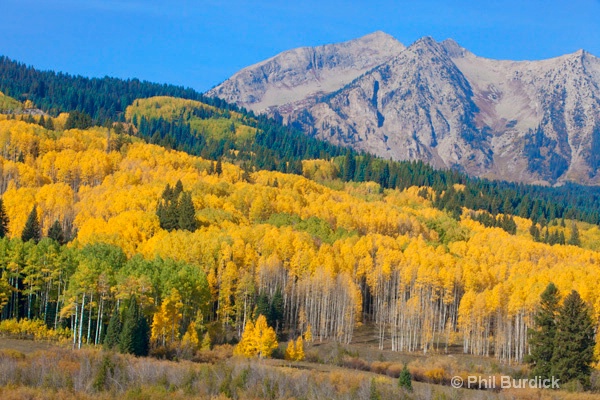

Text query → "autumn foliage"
[1,109,600,365]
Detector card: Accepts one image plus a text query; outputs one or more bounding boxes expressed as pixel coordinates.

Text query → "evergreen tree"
[344,152,356,181]
[0,198,9,238]
[47,219,65,244]
[173,179,184,198]
[157,183,179,231]
[568,222,581,246]
[44,116,54,130]
[398,364,413,392]
[21,205,41,243]
[103,306,122,350]
[526,283,559,379]
[215,158,223,176]
[270,289,284,329]
[65,110,93,130]
[255,292,270,320]
[119,297,150,356]
[551,290,596,388]
[177,192,197,232]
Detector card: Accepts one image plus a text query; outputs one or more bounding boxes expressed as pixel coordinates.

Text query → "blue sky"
[1,0,599,92]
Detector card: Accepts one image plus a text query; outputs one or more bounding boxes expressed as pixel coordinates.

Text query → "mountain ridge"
[210,32,600,186]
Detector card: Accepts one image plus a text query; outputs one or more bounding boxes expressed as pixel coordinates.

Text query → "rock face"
[208,32,600,185]
[206,31,405,114]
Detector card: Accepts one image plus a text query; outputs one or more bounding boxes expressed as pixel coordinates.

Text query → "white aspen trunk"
[78,293,86,349]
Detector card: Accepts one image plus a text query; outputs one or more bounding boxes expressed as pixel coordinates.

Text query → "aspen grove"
[1,110,600,363]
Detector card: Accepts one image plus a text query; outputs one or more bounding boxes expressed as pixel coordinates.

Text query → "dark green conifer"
[103,306,122,350]
[344,152,356,181]
[398,364,413,392]
[526,283,559,379]
[177,192,197,232]
[21,205,41,243]
[47,219,65,244]
[173,179,184,198]
[44,117,54,130]
[0,198,9,238]
[568,222,581,246]
[551,290,596,388]
[119,297,149,356]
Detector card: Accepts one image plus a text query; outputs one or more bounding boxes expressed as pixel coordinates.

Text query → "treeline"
[336,152,600,226]
[0,56,231,121]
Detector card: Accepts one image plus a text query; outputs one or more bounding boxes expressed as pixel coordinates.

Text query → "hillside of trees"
[2,56,600,228]
[1,114,600,369]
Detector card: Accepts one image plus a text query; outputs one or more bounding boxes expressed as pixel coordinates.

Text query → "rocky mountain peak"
[208,33,600,185]
[440,38,470,58]
[206,32,404,113]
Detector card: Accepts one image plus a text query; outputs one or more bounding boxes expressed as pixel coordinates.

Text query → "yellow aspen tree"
[234,319,257,357]
[201,332,211,351]
[284,340,296,361]
[182,320,199,349]
[294,336,305,361]
[255,315,278,359]
[304,324,313,342]
[151,288,183,346]
[151,305,169,346]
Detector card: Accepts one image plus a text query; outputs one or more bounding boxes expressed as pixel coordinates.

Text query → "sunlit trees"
[234,315,278,358]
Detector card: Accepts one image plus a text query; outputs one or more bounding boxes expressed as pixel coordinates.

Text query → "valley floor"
[1,336,599,400]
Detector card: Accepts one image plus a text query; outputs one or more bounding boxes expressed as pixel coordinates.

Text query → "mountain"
[206,31,405,114]
[210,33,600,186]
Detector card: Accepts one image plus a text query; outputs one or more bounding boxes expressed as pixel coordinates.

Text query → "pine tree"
[47,219,65,244]
[44,117,54,130]
[103,306,122,350]
[21,205,41,243]
[398,364,413,391]
[173,180,184,198]
[526,283,559,379]
[177,192,197,232]
[215,159,223,176]
[568,222,581,246]
[0,198,9,238]
[344,152,356,181]
[119,297,149,356]
[551,290,596,388]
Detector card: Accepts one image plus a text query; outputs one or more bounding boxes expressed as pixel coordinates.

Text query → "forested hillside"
[1,112,600,364]
[2,56,600,227]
